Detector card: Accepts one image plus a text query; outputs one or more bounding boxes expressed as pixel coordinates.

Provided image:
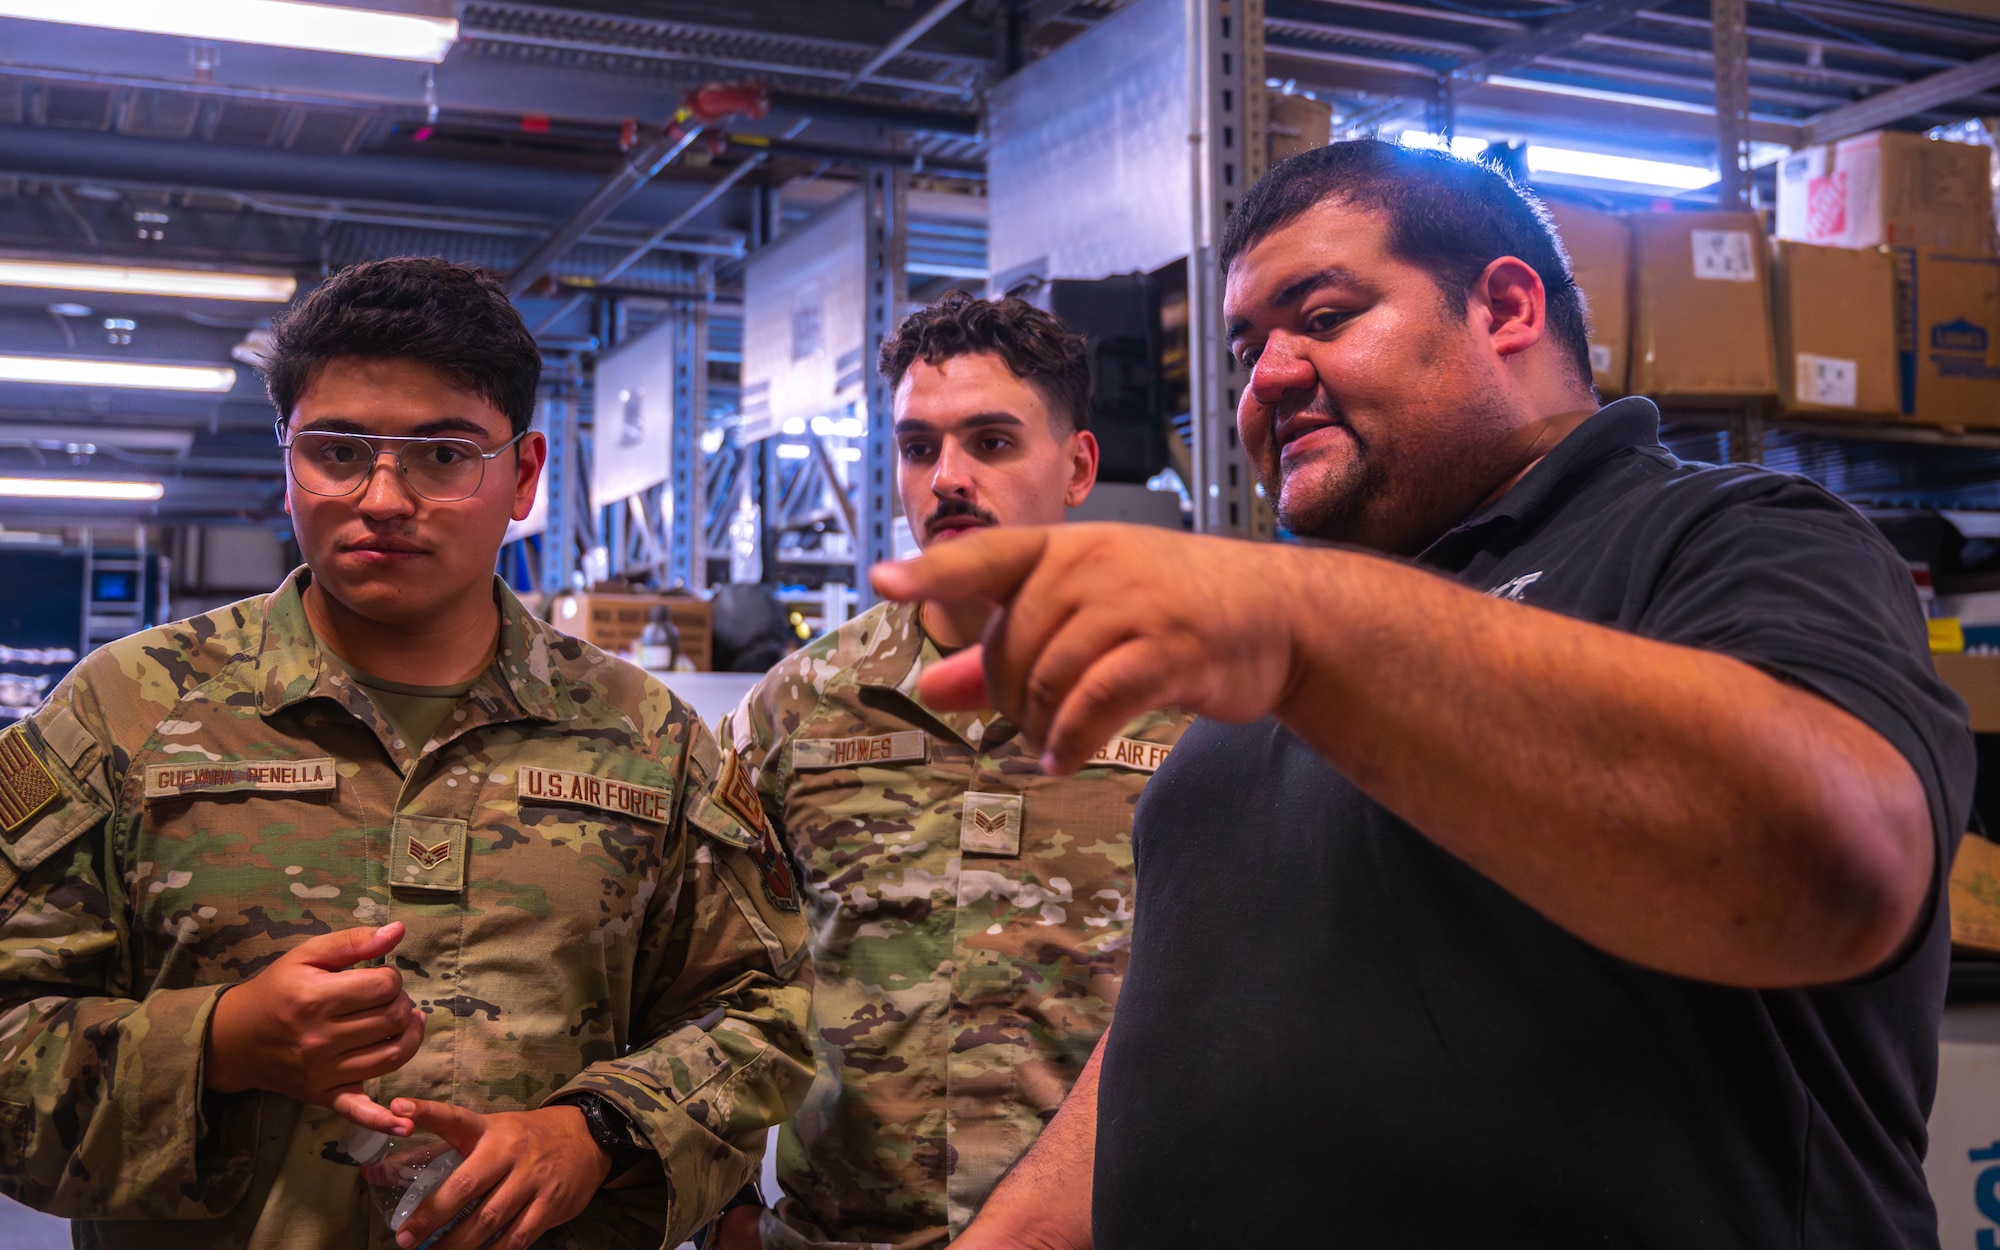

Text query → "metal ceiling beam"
[1297,0,1524,33]
[502,0,984,300]
[504,124,704,296]
[1446,0,1659,89]
[1633,11,1959,70]
[1266,16,1477,59]
[1801,47,2000,146]
[841,0,973,91]
[464,26,970,98]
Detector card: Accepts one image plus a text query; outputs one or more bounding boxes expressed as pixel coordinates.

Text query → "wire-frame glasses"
[278,426,526,503]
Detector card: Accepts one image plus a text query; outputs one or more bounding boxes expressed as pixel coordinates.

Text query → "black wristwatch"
[553,1092,651,1179]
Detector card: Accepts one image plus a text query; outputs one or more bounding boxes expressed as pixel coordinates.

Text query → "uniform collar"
[1418,396,1665,570]
[254,568,572,726]
[851,599,1013,750]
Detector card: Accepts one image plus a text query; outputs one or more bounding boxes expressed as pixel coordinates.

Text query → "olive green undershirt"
[320,648,478,754]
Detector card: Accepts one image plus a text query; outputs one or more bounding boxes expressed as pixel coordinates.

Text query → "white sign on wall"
[590,318,677,508]
[741,191,867,445]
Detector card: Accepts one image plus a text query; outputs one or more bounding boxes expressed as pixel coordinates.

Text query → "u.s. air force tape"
[516,766,673,823]
[144,757,338,799]
[1086,737,1174,774]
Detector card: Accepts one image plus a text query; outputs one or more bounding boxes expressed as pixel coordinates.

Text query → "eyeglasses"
[277,427,526,503]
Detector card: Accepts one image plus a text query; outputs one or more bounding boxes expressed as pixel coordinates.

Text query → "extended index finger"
[391,1098,487,1157]
[869,526,1050,609]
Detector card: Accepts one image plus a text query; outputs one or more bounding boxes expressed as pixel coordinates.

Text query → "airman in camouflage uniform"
[0,256,815,1248]
[721,605,1186,1246]
[0,570,813,1249]
[715,289,1193,1248]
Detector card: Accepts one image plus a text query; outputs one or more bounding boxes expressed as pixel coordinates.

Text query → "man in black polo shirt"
[873,139,1974,1248]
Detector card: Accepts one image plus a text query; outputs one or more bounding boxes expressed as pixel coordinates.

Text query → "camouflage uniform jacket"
[720,600,1190,1246]
[0,570,815,1250]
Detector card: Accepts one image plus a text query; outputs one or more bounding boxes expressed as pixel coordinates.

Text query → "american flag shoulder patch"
[0,725,61,836]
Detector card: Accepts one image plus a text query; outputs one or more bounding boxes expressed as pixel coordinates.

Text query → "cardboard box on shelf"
[1950,832,2000,954]
[1267,93,1332,165]
[1890,248,2000,429]
[549,592,713,671]
[1933,651,2000,731]
[1629,211,1777,399]
[1773,240,1901,419]
[1545,202,1631,397]
[1776,130,1994,254]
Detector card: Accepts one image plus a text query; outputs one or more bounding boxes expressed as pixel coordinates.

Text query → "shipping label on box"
[1795,354,1859,407]
[1690,229,1758,281]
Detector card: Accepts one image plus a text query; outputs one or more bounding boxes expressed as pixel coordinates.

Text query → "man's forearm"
[1271,545,1932,987]
[959,1032,1104,1250]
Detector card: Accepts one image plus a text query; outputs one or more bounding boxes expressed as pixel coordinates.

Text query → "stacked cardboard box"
[1891,248,2000,429]
[549,592,714,670]
[1771,241,1901,420]
[1628,211,1777,399]
[1770,128,1999,428]
[1544,201,1631,397]
[1776,130,1994,254]
[1268,93,1332,166]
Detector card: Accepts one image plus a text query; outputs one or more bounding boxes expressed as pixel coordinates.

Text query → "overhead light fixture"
[0,423,194,455]
[1399,130,1491,160]
[0,477,164,501]
[0,258,296,302]
[776,443,811,460]
[1524,145,1718,191]
[0,355,238,392]
[0,0,458,63]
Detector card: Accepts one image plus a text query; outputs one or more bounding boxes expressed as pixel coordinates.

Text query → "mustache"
[925,498,999,535]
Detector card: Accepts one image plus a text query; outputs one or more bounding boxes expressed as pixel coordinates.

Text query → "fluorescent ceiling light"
[776,443,811,460]
[0,423,194,455]
[1525,145,1717,190]
[0,477,163,501]
[0,258,296,302]
[1399,130,1490,159]
[0,355,238,392]
[1486,75,1715,117]
[0,0,458,62]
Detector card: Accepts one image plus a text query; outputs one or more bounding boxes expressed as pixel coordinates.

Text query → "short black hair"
[879,290,1092,433]
[263,257,541,435]
[1221,139,1594,392]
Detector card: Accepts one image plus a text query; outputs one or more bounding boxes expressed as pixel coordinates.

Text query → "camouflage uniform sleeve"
[548,711,813,1249]
[0,676,261,1219]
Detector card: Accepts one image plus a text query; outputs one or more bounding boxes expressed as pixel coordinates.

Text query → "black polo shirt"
[1094,398,1974,1249]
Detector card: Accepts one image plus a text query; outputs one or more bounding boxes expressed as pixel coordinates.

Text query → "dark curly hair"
[878,290,1091,433]
[1222,139,1595,394]
[263,257,541,435]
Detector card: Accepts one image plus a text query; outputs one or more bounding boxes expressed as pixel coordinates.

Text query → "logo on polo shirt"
[1487,571,1543,603]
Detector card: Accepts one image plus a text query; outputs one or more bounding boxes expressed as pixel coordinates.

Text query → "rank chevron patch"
[407,836,453,870]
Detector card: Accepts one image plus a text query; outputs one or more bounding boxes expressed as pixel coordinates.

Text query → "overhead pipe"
[0,123,739,230]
